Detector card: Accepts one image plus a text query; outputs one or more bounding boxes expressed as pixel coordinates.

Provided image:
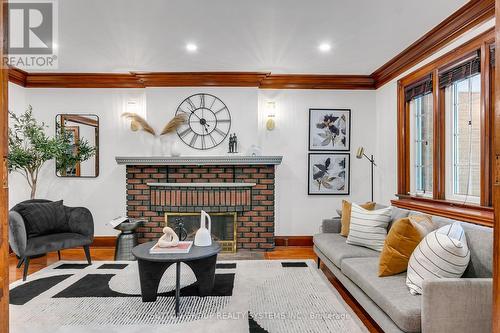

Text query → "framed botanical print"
[309,108,350,151]
[308,153,350,195]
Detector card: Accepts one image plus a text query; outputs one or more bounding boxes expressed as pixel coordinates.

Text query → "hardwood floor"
[8,245,382,333]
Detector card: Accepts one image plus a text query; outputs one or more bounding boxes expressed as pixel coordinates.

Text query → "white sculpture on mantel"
[157,226,179,247]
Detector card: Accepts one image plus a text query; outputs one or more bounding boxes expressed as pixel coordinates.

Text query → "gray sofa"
[313,207,493,333]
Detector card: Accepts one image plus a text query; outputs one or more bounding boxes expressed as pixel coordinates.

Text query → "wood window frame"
[395,28,495,226]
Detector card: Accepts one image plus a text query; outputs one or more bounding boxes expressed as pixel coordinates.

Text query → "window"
[445,74,481,203]
[409,93,433,196]
[396,30,494,225]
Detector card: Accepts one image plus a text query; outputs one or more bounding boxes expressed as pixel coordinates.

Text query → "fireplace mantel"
[115,155,283,166]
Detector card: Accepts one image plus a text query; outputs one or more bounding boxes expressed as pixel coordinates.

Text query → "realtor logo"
[5,0,58,69]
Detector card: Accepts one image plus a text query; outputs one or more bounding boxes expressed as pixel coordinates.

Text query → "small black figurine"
[228,134,234,153]
[233,133,238,153]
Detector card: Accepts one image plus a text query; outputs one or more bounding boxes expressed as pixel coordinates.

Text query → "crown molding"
[8,67,27,87]
[371,0,495,88]
[7,70,375,90]
[25,73,143,88]
[260,74,375,90]
[133,71,270,87]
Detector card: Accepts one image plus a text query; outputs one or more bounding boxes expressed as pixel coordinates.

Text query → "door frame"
[0,0,9,331]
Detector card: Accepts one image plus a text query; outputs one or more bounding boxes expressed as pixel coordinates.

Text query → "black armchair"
[9,199,94,281]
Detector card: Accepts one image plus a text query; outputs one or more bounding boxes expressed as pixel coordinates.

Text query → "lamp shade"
[356,147,364,159]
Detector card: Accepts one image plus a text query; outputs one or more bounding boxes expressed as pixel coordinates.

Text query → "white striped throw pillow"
[346,204,392,252]
[406,222,470,295]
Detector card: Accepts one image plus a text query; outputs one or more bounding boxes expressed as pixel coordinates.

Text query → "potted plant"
[8,105,96,199]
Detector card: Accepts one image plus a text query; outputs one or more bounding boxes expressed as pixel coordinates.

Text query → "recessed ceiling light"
[186,43,198,52]
[318,43,331,52]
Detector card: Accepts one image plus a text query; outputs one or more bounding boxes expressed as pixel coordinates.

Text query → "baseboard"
[274,236,313,247]
[91,236,116,248]
[91,235,313,248]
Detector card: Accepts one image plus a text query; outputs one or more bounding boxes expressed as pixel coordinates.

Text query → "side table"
[114,219,144,260]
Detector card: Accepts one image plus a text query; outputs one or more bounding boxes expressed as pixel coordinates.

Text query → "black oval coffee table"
[132,241,221,316]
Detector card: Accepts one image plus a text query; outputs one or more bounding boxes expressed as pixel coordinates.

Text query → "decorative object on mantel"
[160,114,187,156]
[122,112,187,156]
[308,153,350,195]
[228,133,238,153]
[309,108,350,151]
[156,227,179,247]
[246,144,262,156]
[8,106,96,199]
[121,112,155,135]
[194,210,213,247]
[175,93,232,150]
[356,146,376,202]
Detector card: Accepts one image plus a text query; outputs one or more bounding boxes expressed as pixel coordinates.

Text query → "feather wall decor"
[121,112,156,136]
[160,114,187,136]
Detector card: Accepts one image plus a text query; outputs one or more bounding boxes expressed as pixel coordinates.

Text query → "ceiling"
[53,0,468,74]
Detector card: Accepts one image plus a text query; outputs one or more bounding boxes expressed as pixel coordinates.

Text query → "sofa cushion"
[25,232,92,257]
[341,257,422,332]
[15,200,69,238]
[378,217,425,277]
[313,233,379,268]
[409,211,492,278]
[340,200,376,236]
[407,222,470,295]
[346,204,392,251]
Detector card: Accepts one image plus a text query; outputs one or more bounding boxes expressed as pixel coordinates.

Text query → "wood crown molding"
[371,0,495,88]
[7,70,376,90]
[259,74,375,90]
[6,0,494,90]
[8,66,27,86]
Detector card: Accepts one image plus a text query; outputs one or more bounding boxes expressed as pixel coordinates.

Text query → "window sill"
[391,195,493,227]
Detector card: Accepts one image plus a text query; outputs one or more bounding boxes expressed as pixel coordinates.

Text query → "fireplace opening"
[165,212,237,253]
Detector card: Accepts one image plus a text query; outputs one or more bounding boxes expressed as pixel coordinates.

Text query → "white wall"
[8,84,375,236]
[373,18,495,205]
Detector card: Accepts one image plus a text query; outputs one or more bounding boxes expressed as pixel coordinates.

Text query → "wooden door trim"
[1,0,9,331]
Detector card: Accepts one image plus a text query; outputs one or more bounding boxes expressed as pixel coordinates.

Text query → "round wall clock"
[175,93,231,150]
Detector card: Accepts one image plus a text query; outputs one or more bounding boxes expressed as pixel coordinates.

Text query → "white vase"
[152,136,162,155]
[170,139,182,157]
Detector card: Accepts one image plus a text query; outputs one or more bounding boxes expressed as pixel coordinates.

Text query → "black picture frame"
[308,153,350,195]
[308,108,351,151]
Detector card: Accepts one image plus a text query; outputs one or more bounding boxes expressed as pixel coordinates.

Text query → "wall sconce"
[266,101,276,131]
[125,100,140,131]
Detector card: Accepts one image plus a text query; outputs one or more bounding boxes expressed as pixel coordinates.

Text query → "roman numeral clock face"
[175,93,231,150]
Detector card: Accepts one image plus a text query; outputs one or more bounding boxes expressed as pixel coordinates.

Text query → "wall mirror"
[55,114,99,178]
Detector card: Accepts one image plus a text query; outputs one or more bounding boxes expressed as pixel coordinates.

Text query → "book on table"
[149,241,193,254]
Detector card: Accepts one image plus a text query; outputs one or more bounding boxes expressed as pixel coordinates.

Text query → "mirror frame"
[55,113,100,178]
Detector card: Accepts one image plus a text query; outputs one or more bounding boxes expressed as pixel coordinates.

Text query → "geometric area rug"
[9,260,367,333]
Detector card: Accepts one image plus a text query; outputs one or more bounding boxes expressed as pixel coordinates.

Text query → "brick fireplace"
[116,156,282,251]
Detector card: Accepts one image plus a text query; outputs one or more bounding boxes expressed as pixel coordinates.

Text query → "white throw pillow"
[406,222,470,295]
[346,204,392,252]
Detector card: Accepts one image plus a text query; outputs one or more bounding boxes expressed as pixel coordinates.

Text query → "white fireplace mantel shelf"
[115,155,283,166]
[147,182,256,188]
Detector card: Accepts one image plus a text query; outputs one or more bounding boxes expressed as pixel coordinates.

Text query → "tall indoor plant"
[8,106,96,199]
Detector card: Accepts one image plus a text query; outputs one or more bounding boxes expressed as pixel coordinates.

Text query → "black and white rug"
[10,260,366,333]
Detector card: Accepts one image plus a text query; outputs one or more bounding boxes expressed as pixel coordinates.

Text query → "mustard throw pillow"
[340,200,376,236]
[378,215,435,277]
